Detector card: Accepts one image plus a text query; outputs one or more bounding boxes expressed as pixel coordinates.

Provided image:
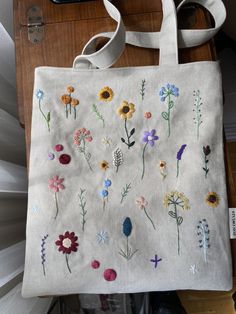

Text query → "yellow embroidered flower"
[67,86,74,93]
[61,94,71,105]
[163,191,190,210]
[205,192,220,207]
[117,101,135,120]
[99,160,109,170]
[98,87,114,102]
[71,98,79,107]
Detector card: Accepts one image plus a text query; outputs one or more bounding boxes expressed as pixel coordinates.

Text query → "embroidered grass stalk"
[120,183,131,204]
[197,219,210,263]
[119,217,138,260]
[176,144,187,178]
[92,104,105,128]
[202,145,211,178]
[112,147,124,173]
[193,90,203,140]
[78,188,87,232]
[159,84,179,137]
[36,90,50,132]
[140,79,146,101]
[41,234,49,276]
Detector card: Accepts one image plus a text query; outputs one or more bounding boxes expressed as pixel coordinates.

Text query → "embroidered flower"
[73,128,93,171]
[96,230,109,244]
[36,89,50,132]
[159,84,179,102]
[55,231,78,273]
[100,160,109,171]
[144,112,152,119]
[103,269,117,281]
[48,175,65,219]
[98,86,114,102]
[176,144,187,178]
[104,179,112,188]
[203,145,211,156]
[119,217,138,260]
[203,145,211,178]
[71,98,79,107]
[48,175,65,192]
[205,192,220,207]
[143,129,159,147]
[100,189,108,197]
[136,196,156,230]
[61,86,79,119]
[159,160,167,180]
[117,101,135,120]
[67,86,74,93]
[141,129,159,179]
[59,154,71,165]
[36,89,44,100]
[102,136,112,146]
[61,94,72,105]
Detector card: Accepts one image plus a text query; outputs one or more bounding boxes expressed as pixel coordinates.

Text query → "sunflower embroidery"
[205,192,220,208]
[98,86,114,102]
[117,101,136,149]
[55,231,79,273]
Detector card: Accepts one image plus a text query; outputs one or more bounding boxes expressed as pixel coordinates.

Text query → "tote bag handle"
[73,0,226,69]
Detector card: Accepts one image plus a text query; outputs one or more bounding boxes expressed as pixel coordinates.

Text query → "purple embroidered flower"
[159,84,179,102]
[177,144,187,160]
[142,129,159,147]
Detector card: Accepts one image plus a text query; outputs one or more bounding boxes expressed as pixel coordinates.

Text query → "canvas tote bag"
[22,0,232,297]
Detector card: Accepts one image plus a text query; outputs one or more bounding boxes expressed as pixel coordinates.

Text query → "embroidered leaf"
[92,104,105,128]
[161,112,169,120]
[121,138,125,143]
[169,100,174,109]
[129,141,135,147]
[168,211,176,218]
[130,128,135,136]
[112,147,124,173]
[47,112,50,122]
[177,216,183,225]
[120,183,131,204]
[123,217,132,237]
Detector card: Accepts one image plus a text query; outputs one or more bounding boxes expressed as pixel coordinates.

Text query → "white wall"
[0,0,13,38]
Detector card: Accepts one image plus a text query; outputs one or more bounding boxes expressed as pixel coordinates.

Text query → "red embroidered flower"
[59,154,71,165]
[55,231,79,254]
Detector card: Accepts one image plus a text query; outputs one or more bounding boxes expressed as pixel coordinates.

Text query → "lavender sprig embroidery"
[41,234,49,276]
[197,219,210,263]
[176,144,187,178]
[141,129,159,180]
[159,84,179,137]
[202,145,211,178]
[140,79,146,101]
[36,90,50,132]
[78,188,87,232]
[119,217,138,260]
[193,90,203,140]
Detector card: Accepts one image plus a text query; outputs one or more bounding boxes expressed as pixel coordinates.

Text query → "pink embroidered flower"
[144,112,152,119]
[48,175,65,192]
[135,196,148,210]
[73,128,93,146]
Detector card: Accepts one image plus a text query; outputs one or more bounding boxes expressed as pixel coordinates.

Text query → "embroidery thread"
[78,188,87,232]
[141,129,159,180]
[36,90,50,132]
[136,196,156,230]
[55,231,79,273]
[120,183,131,204]
[112,147,124,173]
[48,175,65,219]
[73,128,93,171]
[119,217,138,260]
[117,101,136,149]
[41,234,49,276]
[176,144,187,178]
[197,219,210,263]
[193,90,203,140]
[92,104,105,128]
[163,191,190,255]
[203,145,211,178]
[159,84,179,137]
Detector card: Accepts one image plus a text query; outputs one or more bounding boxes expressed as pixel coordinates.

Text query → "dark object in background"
[51,0,94,3]
[150,291,187,314]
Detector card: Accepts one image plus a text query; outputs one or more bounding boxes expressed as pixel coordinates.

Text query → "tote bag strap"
[73,0,226,69]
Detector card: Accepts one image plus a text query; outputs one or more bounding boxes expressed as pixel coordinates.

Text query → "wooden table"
[14,0,236,270]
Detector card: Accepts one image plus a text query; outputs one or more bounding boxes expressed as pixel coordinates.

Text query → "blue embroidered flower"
[100,189,108,198]
[142,129,159,147]
[96,230,109,244]
[159,84,179,102]
[177,144,187,161]
[36,89,44,100]
[104,179,112,188]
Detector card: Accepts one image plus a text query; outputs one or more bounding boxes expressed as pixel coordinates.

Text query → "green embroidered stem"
[65,104,68,119]
[204,155,209,179]
[141,142,148,180]
[78,188,87,232]
[193,90,203,140]
[176,160,179,178]
[42,263,46,276]
[69,103,72,115]
[124,119,130,148]
[39,99,50,132]
[92,104,105,128]
[81,140,93,172]
[54,192,59,219]
[120,183,131,204]
[167,94,171,137]
[144,207,156,230]
[103,199,106,211]
[65,254,71,273]
[174,204,180,255]
[126,237,129,258]
[74,107,76,120]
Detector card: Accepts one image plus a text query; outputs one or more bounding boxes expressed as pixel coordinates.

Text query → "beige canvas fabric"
[22,0,232,297]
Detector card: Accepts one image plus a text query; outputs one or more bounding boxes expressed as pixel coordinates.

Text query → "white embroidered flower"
[96,230,109,244]
[189,265,197,274]
[102,136,112,147]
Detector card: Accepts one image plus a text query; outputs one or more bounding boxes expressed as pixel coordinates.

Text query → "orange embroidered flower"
[61,94,71,105]
[67,86,74,93]
[144,112,152,119]
[100,160,109,170]
[71,98,79,107]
